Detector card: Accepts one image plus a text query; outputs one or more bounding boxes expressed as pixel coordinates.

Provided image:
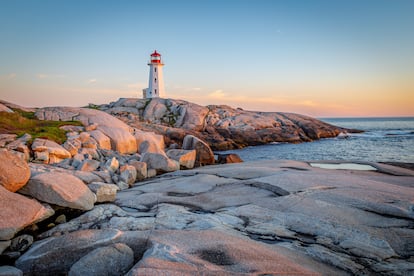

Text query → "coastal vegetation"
[0,109,82,144]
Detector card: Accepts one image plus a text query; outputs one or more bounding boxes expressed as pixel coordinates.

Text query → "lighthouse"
[142,50,165,99]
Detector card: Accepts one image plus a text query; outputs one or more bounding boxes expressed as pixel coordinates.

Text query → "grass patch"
[0,110,82,144]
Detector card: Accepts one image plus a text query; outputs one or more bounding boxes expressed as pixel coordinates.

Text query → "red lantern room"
[150,50,161,63]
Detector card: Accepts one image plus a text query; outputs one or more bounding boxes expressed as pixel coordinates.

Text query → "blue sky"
[1,0,413,116]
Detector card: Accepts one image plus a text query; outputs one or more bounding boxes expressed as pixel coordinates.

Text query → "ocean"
[218,117,414,163]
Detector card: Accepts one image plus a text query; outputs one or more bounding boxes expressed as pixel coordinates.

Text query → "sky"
[0,0,413,117]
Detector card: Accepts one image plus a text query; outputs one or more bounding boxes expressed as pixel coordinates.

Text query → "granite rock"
[68,243,134,276]
[0,149,30,192]
[19,172,96,210]
[0,186,54,240]
[182,135,215,167]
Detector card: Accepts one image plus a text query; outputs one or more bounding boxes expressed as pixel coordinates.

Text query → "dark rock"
[216,153,243,164]
[68,243,134,276]
[10,235,33,252]
[182,135,215,167]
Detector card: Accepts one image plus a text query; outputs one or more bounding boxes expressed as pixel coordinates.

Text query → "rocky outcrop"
[31,138,71,164]
[0,149,30,192]
[35,107,137,154]
[13,160,414,275]
[101,98,354,151]
[134,129,165,154]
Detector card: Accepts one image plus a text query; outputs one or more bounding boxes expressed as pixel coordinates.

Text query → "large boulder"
[5,134,31,161]
[134,129,165,154]
[119,165,137,186]
[0,186,54,240]
[35,107,137,154]
[138,98,208,131]
[88,182,119,203]
[68,243,134,276]
[31,138,71,164]
[166,149,196,169]
[128,160,147,180]
[62,138,82,157]
[141,153,180,173]
[77,159,100,172]
[103,157,119,174]
[142,98,168,123]
[15,229,125,275]
[173,100,209,131]
[0,149,30,192]
[182,135,215,167]
[18,172,96,210]
[217,153,243,164]
[88,130,111,150]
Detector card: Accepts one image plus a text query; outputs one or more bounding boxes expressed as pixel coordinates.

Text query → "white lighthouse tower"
[142,50,165,99]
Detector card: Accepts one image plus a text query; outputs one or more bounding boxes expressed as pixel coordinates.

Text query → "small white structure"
[142,50,165,99]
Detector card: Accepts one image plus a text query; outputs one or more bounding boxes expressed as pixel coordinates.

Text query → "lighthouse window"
[155,89,157,94]
[154,68,157,72]
[155,78,157,83]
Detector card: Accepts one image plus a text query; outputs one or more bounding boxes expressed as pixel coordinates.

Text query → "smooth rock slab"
[15,229,123,275]
[127,229,328,275]
[19,172,96,210]
[69,243,134,276]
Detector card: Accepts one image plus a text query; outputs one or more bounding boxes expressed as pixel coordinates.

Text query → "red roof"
[151,50,161,57]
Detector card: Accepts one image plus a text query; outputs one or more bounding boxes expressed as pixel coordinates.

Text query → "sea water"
[218,117,414,163]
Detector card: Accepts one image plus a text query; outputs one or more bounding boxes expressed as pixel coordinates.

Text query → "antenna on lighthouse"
[142,50,165,99]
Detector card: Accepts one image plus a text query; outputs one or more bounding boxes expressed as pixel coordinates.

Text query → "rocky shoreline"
[2,159,414,275]
[1,99,413,275]
[99,98,360,150]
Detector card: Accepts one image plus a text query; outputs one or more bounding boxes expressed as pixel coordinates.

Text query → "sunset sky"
[1,0,413,117]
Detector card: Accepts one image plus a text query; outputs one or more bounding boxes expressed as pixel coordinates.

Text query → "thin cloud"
[207,89,227,99]
[37,73,65,79]
[88,79,97,84]
[298,100,318,107]
[0,73,16,80]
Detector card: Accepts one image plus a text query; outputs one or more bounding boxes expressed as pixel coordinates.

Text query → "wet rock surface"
[12,160,414,275]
